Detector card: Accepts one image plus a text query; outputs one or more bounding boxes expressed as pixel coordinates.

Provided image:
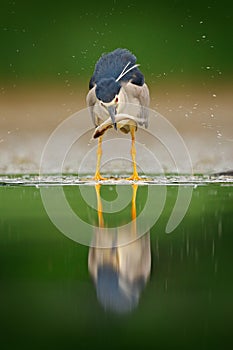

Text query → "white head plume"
[116,61,140,82]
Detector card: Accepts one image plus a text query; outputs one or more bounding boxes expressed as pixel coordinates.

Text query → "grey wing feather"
[138,83,150,128]
[86,87,98,127]
[125,82,150,128]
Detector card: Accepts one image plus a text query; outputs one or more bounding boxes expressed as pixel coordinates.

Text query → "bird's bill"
[107,105,117,130]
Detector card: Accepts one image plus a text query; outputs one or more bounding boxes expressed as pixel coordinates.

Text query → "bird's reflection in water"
[88,184,151,314]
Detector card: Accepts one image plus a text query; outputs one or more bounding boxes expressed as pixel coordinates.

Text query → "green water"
[0,183,233,349]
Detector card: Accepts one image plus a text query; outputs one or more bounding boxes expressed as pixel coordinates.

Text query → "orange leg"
[127,126,141,181]
[131,184,138,237]
[94,184,119,267]
[95,184,104,228]
[94,136,106,181]
[131,184,138,221]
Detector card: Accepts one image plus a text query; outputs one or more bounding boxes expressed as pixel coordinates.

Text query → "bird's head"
[96,78,121,130]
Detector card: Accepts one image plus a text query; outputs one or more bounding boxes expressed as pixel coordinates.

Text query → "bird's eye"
[115,97,118,103]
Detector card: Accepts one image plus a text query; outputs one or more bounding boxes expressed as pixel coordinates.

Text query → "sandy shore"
[0,82,232,174]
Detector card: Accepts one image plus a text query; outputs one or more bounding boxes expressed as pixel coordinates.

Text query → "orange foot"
[93,172,107,181]
[126,173,141,181]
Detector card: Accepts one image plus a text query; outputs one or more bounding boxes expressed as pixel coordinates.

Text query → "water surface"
[0,178,232,349]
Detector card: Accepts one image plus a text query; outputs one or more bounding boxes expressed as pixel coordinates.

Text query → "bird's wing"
[92,114,138,139]
[124,82,150,128]
[86,87,98,127]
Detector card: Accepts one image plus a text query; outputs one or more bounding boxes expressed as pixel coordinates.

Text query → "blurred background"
[0,0,232,173]
[1,2,233,349]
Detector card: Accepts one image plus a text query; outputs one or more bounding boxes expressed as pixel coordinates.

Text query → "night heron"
[86,48,150,180]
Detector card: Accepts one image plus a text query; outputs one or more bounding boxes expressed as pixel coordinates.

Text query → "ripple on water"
[0,174,233,187]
